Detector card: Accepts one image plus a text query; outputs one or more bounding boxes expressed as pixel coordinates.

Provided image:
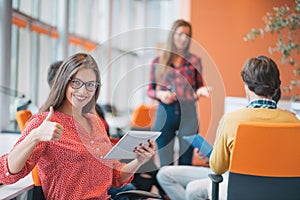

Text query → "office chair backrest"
[131,104,157,130]
[16,110,45,199]
[227,122,300,200]
[16,109,32,132]
[15,110,42,187]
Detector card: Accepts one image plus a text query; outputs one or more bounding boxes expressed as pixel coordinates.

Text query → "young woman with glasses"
[0,53,156,200]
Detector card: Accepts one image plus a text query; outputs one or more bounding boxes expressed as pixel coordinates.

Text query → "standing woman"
[0,53,156,200]
[148,19,210,166]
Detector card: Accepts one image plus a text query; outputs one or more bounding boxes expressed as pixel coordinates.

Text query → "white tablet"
[104,131,161,160]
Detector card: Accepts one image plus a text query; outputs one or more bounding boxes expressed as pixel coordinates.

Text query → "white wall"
[224,96,294,115]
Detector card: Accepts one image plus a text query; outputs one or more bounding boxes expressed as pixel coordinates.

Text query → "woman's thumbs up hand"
[33,106,64,142]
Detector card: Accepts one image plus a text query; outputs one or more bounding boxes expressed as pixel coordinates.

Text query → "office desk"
[0,134,20,155]
[0,134,34,200]
[224,96,292,114]
[0,175,33,200]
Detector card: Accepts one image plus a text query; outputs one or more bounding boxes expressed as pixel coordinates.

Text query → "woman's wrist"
[28,129,42,144]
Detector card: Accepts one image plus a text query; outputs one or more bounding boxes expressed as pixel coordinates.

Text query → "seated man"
[202,55,299,199]
[156,55,299,200]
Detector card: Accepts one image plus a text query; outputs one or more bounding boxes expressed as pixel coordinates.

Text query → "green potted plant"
[244,0,300,118]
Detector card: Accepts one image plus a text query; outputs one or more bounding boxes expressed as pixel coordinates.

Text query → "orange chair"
[16,110,32,132]
[16,110,45,199]
[131,104,157,130]
[209,122,300,200]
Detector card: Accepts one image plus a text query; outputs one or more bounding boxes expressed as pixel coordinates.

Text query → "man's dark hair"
[95,103,105,119]
[272,88,281,103]
[47,60,63,87]
[241,55,281,98]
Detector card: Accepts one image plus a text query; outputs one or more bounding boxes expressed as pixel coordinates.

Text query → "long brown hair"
[155,19,192,81]
[40,53,101,113]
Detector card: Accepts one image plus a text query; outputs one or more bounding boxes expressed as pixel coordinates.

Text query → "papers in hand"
[183,134,213,158]
[104,131,161,160]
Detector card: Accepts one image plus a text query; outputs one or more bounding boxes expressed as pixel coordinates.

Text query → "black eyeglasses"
[69,78,99,92]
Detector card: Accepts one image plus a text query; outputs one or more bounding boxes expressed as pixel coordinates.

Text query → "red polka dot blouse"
[0,111,132,200]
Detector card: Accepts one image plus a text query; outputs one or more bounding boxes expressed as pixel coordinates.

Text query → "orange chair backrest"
[229,122,300,177]
[16,110,42,186]
[131,104,157,130]
[16,110,32,132]
[31,166,41,186]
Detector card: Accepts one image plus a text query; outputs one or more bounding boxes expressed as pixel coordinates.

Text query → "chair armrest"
[208,173,223,183]
[208,174,223,200]
[114,190,161,200]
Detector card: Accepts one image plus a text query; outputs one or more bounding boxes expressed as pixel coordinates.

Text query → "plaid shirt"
[247,98,277,109]
[147,53,204,103]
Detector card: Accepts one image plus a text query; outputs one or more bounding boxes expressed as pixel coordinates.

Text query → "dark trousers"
[131,159,167,198]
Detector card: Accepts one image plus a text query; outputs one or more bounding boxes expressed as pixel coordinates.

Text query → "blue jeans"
[153,101,199,166]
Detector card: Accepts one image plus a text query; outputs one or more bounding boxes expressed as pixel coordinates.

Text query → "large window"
[4,0,186,131]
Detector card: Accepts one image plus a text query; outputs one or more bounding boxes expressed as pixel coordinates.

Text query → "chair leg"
[208,174,223,200]
[211,181,219,200]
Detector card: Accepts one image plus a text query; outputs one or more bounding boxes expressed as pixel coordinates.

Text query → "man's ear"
[244,84,249,101]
